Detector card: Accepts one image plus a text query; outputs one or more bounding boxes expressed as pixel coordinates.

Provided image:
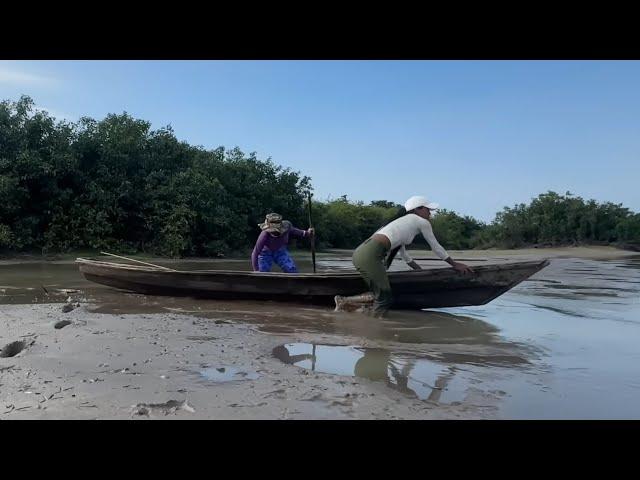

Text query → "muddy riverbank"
[0,303,509,419]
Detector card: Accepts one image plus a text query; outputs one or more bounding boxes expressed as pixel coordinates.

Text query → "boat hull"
[77,258,549,310]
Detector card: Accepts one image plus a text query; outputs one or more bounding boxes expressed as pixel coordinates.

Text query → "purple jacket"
[251,226,308,271]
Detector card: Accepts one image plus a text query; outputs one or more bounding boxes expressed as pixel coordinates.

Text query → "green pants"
[352,237,393,314]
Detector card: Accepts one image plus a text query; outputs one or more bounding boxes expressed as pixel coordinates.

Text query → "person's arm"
[385,246,401,269]
[420,219,474,274]
[288,225,314,238]
[251,232,268,271]
[289,353,315,364]
[400,246,422,271]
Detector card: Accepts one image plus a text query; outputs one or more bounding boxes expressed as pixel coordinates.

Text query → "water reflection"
[273,343,471,403]
[353,349,459,401]
[272,345,315,365]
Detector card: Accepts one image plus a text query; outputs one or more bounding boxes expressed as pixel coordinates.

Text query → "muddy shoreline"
[0,303,506,419]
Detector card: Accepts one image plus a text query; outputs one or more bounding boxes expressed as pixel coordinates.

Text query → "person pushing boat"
[335,195,474,315]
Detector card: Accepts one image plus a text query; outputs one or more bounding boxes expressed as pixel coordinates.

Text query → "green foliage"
[0,223,12,247]
[0,96,310,257]
[1,96,638,256]
[310,197,398,249]
[480,191,639,248]
[429,210,485,250]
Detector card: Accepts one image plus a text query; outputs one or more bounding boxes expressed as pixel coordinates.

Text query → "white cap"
[404,195,439,212]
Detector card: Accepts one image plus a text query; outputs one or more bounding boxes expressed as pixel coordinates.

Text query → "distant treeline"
[1,96,639,257]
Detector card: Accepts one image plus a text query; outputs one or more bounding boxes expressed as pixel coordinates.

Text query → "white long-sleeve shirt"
[375,214,449,263]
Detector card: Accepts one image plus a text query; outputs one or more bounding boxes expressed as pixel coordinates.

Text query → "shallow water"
[1,254,639,419]
[274,343,477,404]
[198,366,260,383]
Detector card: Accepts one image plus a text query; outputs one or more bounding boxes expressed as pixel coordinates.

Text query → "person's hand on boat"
[407,260,422,271]
[444,257,474,275]
[452,261,474,275]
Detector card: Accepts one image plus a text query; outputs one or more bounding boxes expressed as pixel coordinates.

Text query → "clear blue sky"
[1,60,638,222]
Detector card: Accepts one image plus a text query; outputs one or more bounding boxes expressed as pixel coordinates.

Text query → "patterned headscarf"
[258,213,291,234]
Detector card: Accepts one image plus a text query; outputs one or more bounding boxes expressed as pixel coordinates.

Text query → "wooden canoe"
[76,257,549,310]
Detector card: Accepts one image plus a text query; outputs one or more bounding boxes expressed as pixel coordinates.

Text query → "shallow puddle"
[198,366,259,383]
[274,342,474,403]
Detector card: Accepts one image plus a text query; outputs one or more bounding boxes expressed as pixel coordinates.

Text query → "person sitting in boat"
[251,213,314,273]
[335,195,473,315]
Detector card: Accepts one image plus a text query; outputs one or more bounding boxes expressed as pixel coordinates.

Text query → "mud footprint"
[1,341,26,358]
[54,320,73,329]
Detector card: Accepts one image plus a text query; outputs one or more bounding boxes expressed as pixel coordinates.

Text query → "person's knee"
[283,258,298,273]
[276,252,298,273]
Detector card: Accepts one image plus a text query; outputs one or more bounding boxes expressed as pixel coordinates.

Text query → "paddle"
[307,191,316,273]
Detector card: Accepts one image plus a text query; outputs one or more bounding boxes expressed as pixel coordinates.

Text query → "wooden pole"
[307,192,316,274]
